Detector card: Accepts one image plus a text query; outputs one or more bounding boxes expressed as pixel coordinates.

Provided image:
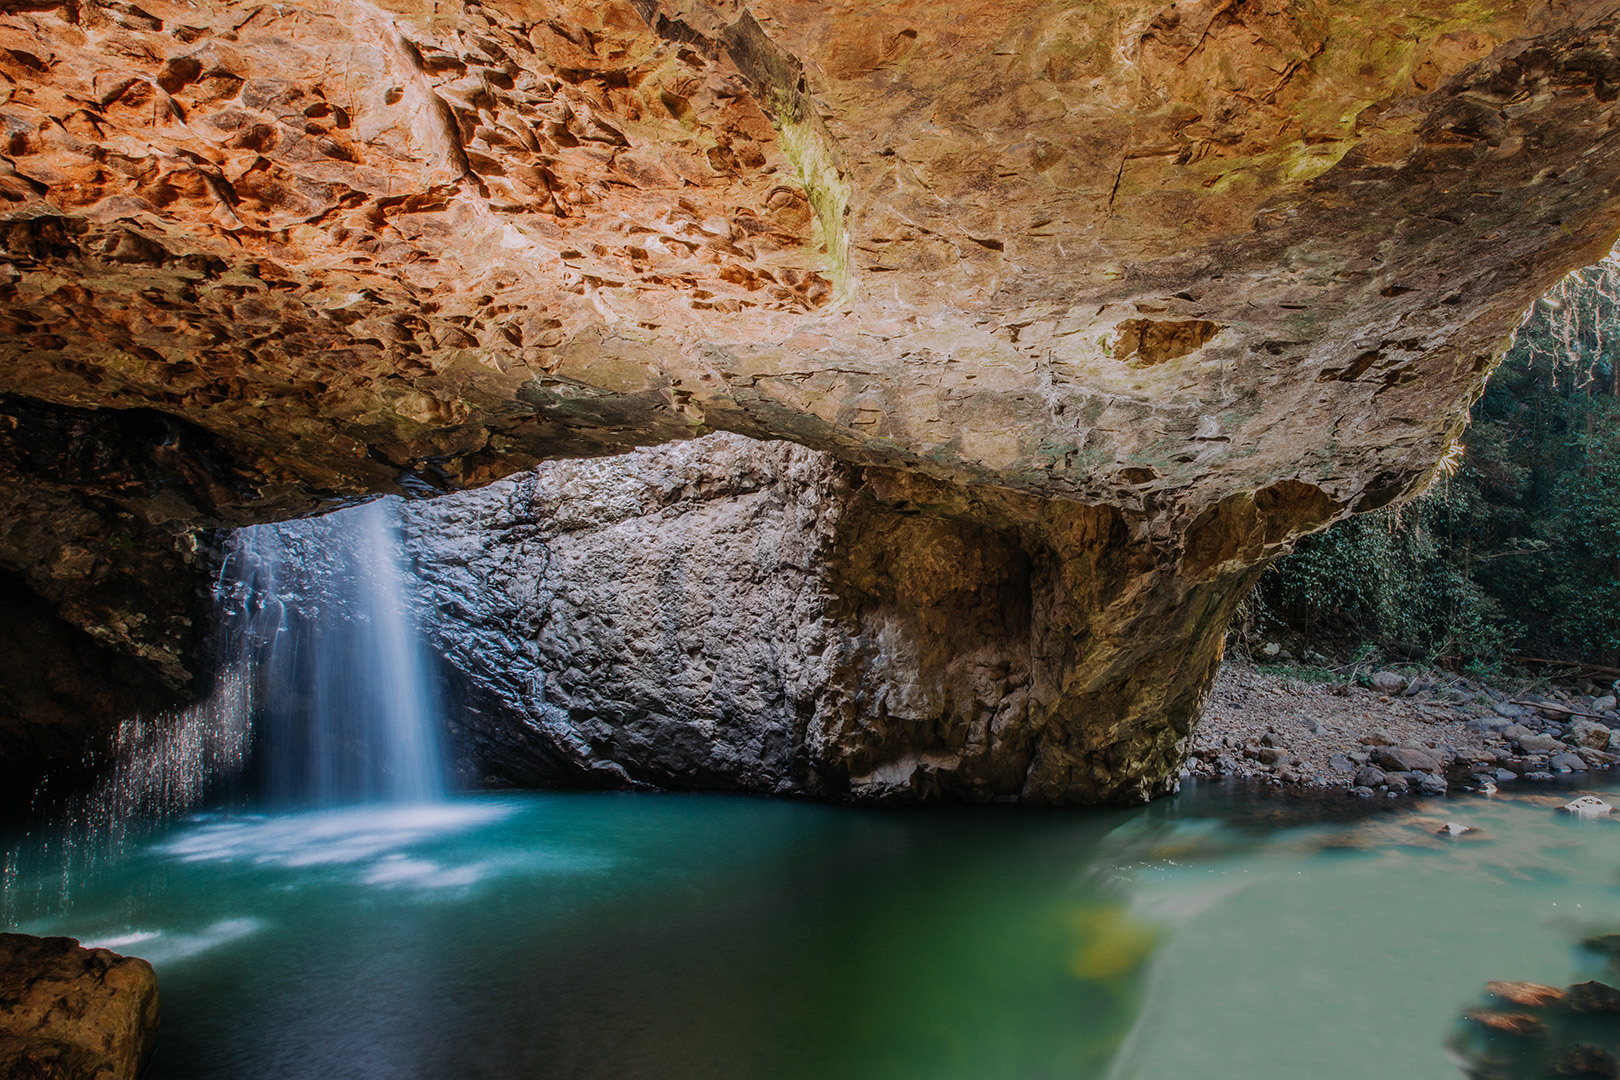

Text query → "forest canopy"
[1260,254,1620,671]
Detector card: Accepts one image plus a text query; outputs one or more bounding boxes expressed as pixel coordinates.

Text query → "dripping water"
[3,497,447,921]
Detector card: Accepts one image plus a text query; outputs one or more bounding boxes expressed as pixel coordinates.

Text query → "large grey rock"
[1516,732,1565,755]
[0,934,158,1080]
[1370,671,1408,694]
[1372,746,1441,774]
[1571,719,1614,750]
[402,434,1240,804]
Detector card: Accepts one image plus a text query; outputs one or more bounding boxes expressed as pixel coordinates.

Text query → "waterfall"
[222,497,446,805]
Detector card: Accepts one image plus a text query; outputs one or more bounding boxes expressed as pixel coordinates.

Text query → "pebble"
[1327,754,1354,773]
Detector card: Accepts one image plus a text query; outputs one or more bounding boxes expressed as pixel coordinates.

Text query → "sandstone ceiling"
[3,0,1620,791]
[1,0,1618,517]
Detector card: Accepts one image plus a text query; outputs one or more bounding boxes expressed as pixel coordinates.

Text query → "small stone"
[1349,785,1374,798]
[1493,702,1527,719]
[1561,796,1614,815]
[1494,768,1519,782]
[1370,670,1408,693]
[1328,754,1354,773]
[1383,772,1410,792]
[1354,766,1387,788]
[1360,730,1396,747]
[1261,642,1281,658]
[1524,770,1557,781]
[1487,980,1563,1007]
[1596,696,1618,712]
[1300,717,1320,734]
[1551,752,1588,772]
[1438,821,1474,836]
[1257,746,1287,766]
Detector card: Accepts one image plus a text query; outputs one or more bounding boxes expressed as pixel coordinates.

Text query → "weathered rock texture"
[3,0,1620,792]
[409,433,1285,803]
[0,933,159,1080]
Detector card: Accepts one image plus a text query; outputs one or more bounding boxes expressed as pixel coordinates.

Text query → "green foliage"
[1261,254,1620,667]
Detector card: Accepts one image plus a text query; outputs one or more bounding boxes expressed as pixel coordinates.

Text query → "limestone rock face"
[0,934,160,1080]
[2,0,1620,791]
[407,433,1283,803]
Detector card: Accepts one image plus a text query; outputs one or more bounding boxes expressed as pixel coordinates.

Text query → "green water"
[5,782,1620,1079]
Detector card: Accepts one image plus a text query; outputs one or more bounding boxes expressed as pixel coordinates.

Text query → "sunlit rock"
[0,933,159,1080]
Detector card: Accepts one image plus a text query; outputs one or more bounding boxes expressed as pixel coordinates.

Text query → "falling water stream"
[222,497,444,806]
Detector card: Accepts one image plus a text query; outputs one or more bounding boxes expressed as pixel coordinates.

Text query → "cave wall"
[405,434,1319,804]
[3,0,1620,795]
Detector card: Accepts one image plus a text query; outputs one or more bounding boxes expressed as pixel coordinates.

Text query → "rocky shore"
[1188,658,1620,798]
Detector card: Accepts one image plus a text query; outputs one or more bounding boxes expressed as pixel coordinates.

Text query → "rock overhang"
[1,0,1620,796]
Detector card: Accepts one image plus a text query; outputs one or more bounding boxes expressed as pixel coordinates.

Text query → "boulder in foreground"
[0,933,158,1080]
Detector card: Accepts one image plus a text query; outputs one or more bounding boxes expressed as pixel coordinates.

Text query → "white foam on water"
[77,918,265,966]
[160,802,512,869]
[361,855,492,890]
[82,929,161,950]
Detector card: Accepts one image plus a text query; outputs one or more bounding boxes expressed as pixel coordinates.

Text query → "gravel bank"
[1187,659,1620,798]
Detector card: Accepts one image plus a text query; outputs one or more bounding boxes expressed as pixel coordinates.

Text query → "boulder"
[0,934,158,1080]
[1416,772,1449,796]
[1572,720,1614,750]
[1373,747,1441,774]
[1370,671,1408,694]
[1517,733,1566,755]
[1354,766,1387,788]
[1550,752,1589,772]
[1562,796,1614,816]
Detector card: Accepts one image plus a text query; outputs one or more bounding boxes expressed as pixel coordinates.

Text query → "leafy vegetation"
[1259,254,1620,671]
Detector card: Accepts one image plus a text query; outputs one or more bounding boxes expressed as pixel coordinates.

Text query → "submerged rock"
[1488,981,1564,1007]
[1564,982,1620,1014]
[0,934,158,1080]
[1462,1009,1548,1038]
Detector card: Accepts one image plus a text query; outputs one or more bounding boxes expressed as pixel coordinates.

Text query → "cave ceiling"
[1,0,1619,696]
